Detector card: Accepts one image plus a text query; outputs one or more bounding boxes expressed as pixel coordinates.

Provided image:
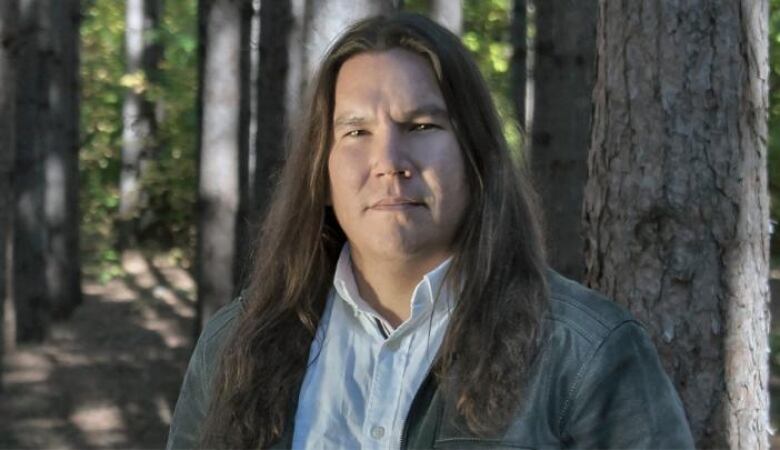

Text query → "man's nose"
[372,126,411,178]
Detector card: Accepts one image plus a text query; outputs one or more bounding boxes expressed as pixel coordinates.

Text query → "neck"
[350,249,449,328]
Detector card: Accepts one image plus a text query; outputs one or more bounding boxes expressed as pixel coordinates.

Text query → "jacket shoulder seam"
[557,320,639,433]
[550,293,614,329]
[543,315,599,344]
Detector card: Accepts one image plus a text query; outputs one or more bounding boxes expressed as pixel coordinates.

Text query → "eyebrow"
[400,104,449,121]
[333,115,369,129]
[333,104,449,129]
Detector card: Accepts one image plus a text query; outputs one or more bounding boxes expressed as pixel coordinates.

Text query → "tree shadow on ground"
[0,252,196,449]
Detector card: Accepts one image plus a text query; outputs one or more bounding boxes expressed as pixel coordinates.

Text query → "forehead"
[332,49,446,118]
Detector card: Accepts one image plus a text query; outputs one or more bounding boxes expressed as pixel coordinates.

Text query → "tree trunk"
[119,0,163,248]
[430,0,462,35]
[235,0,258,292]
[14,0,49,343]
[303,0,397,81]
[254,0,293,220]
[583,1,770,448]
[0,0,20,376]
[509,0,527,132]
[196,0,243,330]
[43,0,82,319]
[530,0,596,281]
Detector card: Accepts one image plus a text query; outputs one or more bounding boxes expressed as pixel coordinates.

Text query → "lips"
[369,197,425,210]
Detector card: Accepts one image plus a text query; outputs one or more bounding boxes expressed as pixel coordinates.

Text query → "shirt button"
[370,425,385,439]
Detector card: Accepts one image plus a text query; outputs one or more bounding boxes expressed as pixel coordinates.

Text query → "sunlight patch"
[70,403,124,432]
[155,395,173,425]
[70,403,128,447]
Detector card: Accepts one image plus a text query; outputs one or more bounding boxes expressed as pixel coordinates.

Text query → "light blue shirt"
[291,244,455,450]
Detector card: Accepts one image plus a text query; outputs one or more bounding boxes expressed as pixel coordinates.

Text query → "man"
[167,13,694,449]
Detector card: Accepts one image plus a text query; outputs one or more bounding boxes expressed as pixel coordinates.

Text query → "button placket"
[365,339,407,446]
[363,342,388,443]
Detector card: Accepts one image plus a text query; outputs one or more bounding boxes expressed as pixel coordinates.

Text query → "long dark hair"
[201,13,549,448]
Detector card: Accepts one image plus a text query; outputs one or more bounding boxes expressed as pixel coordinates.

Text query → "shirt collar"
[332,244,455,326]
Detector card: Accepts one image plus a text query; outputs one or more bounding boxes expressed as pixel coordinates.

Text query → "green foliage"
[80,0,125,279]
[80,0,198,280]
[139,0,198,256]
[461,0,522,153]
[770,0,780,243]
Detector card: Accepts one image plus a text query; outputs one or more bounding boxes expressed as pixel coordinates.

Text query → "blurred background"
[0,0,777,448]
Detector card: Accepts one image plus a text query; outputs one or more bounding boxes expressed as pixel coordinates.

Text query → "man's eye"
[345,129,366,138]
[411,123,437,131]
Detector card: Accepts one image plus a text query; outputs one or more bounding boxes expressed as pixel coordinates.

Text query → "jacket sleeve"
[561,321,696,449]
[165,300,243,450]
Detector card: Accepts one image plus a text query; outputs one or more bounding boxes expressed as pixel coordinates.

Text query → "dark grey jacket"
[166,271,695,449]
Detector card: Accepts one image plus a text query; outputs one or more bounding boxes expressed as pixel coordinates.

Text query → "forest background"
[0,0,776,448]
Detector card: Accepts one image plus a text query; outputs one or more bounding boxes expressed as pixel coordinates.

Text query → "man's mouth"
[369,197,425,210]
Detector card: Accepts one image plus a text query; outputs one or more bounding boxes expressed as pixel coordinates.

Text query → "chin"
[367,237,447,262]
[372,242,422,260]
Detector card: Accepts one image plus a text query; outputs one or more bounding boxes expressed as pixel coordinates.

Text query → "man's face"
[328,49,469,264]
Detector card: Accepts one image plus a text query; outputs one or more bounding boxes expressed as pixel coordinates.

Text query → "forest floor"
[1,252,780,449]
[0,251,195,449]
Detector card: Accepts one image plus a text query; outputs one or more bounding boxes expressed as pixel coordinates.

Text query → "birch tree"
[430,0,462,35]
[119,0,163,248]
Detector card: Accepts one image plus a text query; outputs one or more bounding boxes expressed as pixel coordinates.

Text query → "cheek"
[327,149,365,207]
[439,163,469,231]
[423,155,468,211]
[451,157,469,199]
[441,140,468,184]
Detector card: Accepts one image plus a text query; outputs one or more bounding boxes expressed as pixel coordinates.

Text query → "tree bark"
[235,0,257,292]
[14,0,49,343]
[43,0,82,319]
[196,0,243,330]
[530,0,597,281]
[254,0,293,220]
[430,0,462,35]
[119,0,163,248]
[0,0,20,376]
[509,0,527,131]
[583,1,770,448]
[303,0,397,81]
